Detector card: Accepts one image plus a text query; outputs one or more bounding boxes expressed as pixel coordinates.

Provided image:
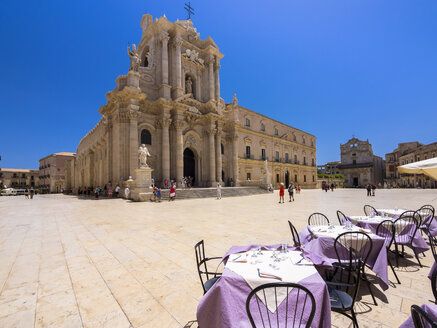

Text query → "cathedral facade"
[66,14,317,190]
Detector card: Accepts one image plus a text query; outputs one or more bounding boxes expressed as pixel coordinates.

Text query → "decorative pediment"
[244,137,252,145]
[259,140,267,147]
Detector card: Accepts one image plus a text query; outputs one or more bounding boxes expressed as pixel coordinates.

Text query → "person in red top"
[169,184,176,201]
[279,182,285,204]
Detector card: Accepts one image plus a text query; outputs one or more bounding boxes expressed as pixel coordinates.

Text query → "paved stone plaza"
[0,189,436,327]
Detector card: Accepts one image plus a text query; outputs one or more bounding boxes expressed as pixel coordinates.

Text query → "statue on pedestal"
[127,44,141,72]
[138,144,151,168]
[185,76,193,94]
[233,93,238,107]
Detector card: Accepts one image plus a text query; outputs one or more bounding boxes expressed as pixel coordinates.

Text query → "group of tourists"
[278,183,301,203]
[322,183,335,192]
[77,182,125,199]
[24,188,35,199]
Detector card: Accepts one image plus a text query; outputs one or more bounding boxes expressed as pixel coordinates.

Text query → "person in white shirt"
[217,183,222,199]
[125,187,130,199]
[114,185,120,197]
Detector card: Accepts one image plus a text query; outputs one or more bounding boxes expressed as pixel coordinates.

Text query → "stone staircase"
[155,186,269,200]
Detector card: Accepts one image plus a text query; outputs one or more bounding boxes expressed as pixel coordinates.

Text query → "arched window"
[261,123,265,131]
[141,129,152,145]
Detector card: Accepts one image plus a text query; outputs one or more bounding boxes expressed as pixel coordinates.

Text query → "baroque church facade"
[66,14,317,190]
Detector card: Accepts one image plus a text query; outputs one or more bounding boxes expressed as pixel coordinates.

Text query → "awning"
[398,157,437,180]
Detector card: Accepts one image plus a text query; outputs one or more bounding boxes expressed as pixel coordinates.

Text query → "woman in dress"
[169,184,176,201]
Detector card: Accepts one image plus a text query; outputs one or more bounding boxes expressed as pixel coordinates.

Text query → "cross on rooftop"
[184,1,194,20]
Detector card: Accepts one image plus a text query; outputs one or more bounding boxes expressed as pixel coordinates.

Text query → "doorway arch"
[285,170,290,187]
[184,148,196,184]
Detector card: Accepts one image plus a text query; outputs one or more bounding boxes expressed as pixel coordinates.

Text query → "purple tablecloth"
[347,216,429,254]
[399,303,437,327]
[197,245,332,328]
[422,215,437,236]
[299,227,389,290]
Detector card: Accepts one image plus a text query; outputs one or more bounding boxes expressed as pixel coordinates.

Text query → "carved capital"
[206,54,215,65]
[204,127,216,136]
[172,35,183,49]
[172,120,184,130]
[160,30,170,43]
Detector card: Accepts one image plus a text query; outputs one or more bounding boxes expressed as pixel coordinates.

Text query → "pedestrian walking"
[217,183,222,199]
[297,185,301,193]
[371,184,376,196]
[169,184,176,201]
[288,184,294,202]
[30,187,34,199]
[279,183,285,203]
[330,183,334,192]
[114,185,120,197]
[24,188,29,199]
[156,188,162,202]
[366,184,371,197]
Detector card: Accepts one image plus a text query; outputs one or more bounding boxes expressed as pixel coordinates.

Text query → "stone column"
[215,59,220,102]
[232,133,239,186]
[161,119,171,184]
[207,54,215,101]
[196,72,202,101]
[174,121,184,187]
[173,35,184,99]
[206,127,216,185]
[129,111,139,180]
[159,31,171,99]
[215,130,222,182]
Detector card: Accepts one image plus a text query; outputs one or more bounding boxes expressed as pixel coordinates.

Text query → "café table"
[377,208,410,218]
[347,215,429,254]
[299,225,389,290]
[399,303,437,327]
[196,244,332,328]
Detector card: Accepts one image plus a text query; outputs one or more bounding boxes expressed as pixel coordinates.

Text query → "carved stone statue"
[233,93,238,107]
[138,144,151,168]
[185,76,193,94]
[183,49,204,65]
[127,44,141,72]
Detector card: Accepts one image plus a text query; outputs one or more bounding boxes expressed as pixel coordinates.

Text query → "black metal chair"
[333,231,377,305]
[308,212,329,226]
[246,282,316,328]
[419,205,436,236]
[337,210,349,226]
[288,220,301,247]
[428,233,437,304]
[411,305,437,328]
[363,205,378,217]
[400,210,423,229]
[376,220,400,284]
[326,260,362,328]
[393,214,422,267]
[194,240,222,294]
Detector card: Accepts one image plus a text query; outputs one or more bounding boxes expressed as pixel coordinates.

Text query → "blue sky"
[1,0,436,169]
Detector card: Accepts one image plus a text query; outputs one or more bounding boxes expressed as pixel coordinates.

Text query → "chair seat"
[204,277,220,292]
[328,287,353,310]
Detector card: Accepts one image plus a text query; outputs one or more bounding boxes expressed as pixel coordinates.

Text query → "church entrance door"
[184,148,196,185]
[353,177,359,187]
[285,171,290,187]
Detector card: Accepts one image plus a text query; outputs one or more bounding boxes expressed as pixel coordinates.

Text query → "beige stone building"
[338,138,385,187]
[39,152,75,193]
[384,142,422,187]
[395,142,437,188]
[0,169,39,189]
[66,14,317,191]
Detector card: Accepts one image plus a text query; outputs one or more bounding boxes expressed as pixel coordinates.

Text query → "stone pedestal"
[131,167,154,201]
[127,71,140,89]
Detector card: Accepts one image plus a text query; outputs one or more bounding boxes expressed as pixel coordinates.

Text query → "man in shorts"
[288,184,295,202]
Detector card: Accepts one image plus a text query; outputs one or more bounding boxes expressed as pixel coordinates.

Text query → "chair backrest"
[376,220,395,249]
[334,232,373,270]
[419,205,435,229]
[400,210,422,228]
[308,213,329,226]
[363,205,378,216]
[194,240,210,292]
[288,220,301,247]
[393,215,419,244]
[336,210,348,226]
[430,261,437,305]
[246,282,316,328]
[411,305,437,328]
